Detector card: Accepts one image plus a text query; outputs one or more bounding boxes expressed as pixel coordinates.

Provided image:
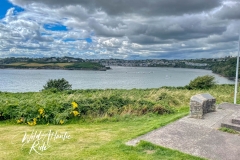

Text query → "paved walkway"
[126,103,240,160]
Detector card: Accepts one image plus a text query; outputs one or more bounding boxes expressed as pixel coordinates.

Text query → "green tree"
[187,75,216,90]
[43,78,72,91]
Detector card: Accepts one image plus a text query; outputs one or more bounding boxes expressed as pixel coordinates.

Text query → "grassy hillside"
[211,57,237,79]
[0,62,109,70]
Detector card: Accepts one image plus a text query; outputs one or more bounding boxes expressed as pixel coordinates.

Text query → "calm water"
[0,67,234,92]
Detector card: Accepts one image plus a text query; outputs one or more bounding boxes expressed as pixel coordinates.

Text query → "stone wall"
[190,93,216,119]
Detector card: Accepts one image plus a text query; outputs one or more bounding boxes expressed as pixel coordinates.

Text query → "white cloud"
[0,0,239,59]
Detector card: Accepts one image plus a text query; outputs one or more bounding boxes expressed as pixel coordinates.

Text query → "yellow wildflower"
[71,102,78,109]
[27,122,34,126]
[72,110,80,117]
[27,118,37,126]
[38,108,44,115]
[59,120,64,124]
[17,117,24,124]
[33,118,37,125]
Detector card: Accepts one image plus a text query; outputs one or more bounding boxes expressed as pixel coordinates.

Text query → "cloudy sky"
[0,0,240,59]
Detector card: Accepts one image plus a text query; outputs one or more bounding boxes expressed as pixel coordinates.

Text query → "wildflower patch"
[0,92,175,125]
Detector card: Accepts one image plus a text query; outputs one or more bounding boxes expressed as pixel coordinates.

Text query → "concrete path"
[126,103,240,160]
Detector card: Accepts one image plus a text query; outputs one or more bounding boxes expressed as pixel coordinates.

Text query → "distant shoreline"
[1,56,237,78]
[0,62,111,71]
[0,67,109,71]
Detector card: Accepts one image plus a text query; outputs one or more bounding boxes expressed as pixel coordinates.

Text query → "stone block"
[190,93,216,119]
[232,117,240,125]
[221,122,240,132]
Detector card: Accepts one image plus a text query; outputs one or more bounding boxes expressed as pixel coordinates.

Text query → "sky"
[0,0,240,59]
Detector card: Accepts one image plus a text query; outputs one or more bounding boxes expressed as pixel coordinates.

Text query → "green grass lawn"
[0,108,204,160]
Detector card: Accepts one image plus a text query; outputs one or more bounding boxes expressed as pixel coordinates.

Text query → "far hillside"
[1,56,239,77]
[211,57,238,79]
[0,57,110,71]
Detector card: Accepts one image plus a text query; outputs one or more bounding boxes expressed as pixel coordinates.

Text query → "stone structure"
[190,93,216,119]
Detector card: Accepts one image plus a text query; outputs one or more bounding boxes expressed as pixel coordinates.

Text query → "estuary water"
[0,66,234,92]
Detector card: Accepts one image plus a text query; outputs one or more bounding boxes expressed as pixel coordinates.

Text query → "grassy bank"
[0,84,236,124]
[0,62,109,70]
[0,85,237,159]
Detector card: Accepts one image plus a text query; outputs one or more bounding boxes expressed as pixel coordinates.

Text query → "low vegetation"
[219,127,239,134]
[0,88,177,125]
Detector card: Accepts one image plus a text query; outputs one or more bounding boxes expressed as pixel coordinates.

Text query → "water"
[0,67,234,92]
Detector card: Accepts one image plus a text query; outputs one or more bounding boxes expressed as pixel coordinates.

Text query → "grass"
[218,127,239,134]
[24,63,72,67]
[7,62,74,67]
[1,84,237,125]
[0,84,238,159]
[5,62,107,70]
[3,62,108,70]
[0,109,204,160]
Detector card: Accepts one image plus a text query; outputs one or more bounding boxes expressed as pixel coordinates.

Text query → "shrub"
[0,90,178,125]
[43,78,72,91]
[187,75,216,90]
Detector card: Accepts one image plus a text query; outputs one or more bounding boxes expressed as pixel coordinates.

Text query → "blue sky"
[0,0,13,19]
[43,24,68,31]
[0,0,23,18]
[0,0,240,59]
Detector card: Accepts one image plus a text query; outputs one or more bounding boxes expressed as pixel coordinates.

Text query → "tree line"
[211,57,238,79]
